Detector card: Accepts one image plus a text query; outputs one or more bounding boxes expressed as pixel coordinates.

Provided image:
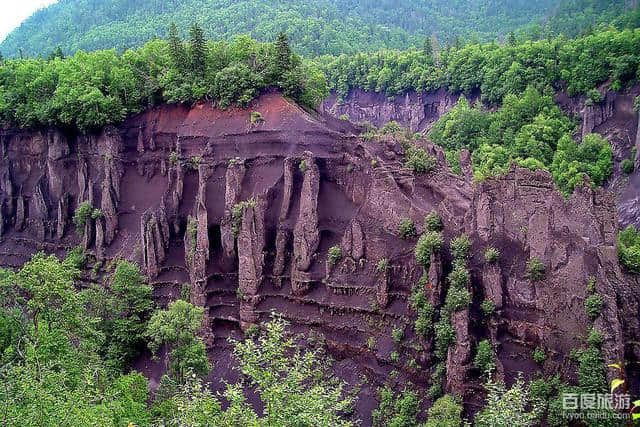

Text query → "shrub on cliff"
[146,300,210,383]
[484,247,500,263]
[526,257,546,281]
[474,340,496,374]
[618,225,640,274]
[415,231,443,267]
[425,395,464,427]
[398,218,417,239]
[475,374,544,427]
[550,134,613,196]
[73,201,101,234]
[85,260,153,371]
[424,210,443,232]
[372,387,420,427]
[450,234,471,260]
[584,294,603,320]
[328,245,342,265]
[405,146,436,174]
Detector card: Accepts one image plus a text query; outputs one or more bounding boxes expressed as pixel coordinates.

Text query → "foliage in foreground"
[475,374,544,427]
[160,315,356,426]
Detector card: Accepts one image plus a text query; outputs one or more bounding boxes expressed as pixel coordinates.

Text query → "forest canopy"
[316,27,640,103]
[1,0,636,58]
[0,28,327,131]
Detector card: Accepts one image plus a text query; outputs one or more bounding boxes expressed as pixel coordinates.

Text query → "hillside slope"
[0,93,638,422]
[0,0,633,57]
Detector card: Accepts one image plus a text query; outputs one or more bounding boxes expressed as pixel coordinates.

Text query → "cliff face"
[322,88,471,133]
[1,92,638,422]
[326,86,640,230]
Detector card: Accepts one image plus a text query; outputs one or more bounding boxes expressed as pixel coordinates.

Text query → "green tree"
[274,31,293,81]
[188,23,207,75]
[145,300,210,382]
[372,386,421,427]
[475,374,544,427]
[87,260,153,370]
[425,394,464,426]
[230,315,355,426]
[167,22,187,70]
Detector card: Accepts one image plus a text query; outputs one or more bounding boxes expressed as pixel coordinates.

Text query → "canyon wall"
[0,92,638,422]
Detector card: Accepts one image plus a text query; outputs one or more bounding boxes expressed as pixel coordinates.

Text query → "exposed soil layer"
[1,91,639,423]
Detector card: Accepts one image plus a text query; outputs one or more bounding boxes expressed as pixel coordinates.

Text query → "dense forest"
[0,0,636,58]
[0,27,327,131]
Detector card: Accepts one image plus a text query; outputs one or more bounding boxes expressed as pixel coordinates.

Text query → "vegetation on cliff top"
[0,26,327,131]
[317,27,640,103]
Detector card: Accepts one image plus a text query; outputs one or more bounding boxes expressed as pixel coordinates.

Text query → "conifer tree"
[423,37,433,60]
[168,22,187,69]
[189,23,207,75]
[274,32,293,78]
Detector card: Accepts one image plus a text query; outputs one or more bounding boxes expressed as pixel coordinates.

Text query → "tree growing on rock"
[145,300,210,382]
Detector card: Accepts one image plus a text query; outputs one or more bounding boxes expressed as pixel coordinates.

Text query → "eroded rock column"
[292,152,320,295]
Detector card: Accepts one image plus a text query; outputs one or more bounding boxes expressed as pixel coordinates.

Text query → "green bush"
[380,121,403,135]
[372,387,421,427]
[250,111,264,124]
[390,351,400,363]
[475,374,544,427]
[587,89,604,104]
[73,201,101,234]
[443,286,471,313]
[376,258,389,272]
[481,299,496,316]
[551,133,613,196]
[532,347,546,364]
[622,158,634,175]
[392,327,404,344]
[584,294,603,320]
[327,245,342,265]
[425,395,464,427]
[405,146,436,174]
[398,218,417,239]
[424,210,443,232]
[169,151,179,165]
[587,328,603,348]
[484,247,500,263]
[299,159,308,173]
[339,114,349,121]
[415,231,443,267]
[410,283,435,339]
[434,317,455,360]
[526,257,546,281]
[474,339,496,373]
[618,225,640,273]
[450,235,471,260]
[447,263,470,289]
